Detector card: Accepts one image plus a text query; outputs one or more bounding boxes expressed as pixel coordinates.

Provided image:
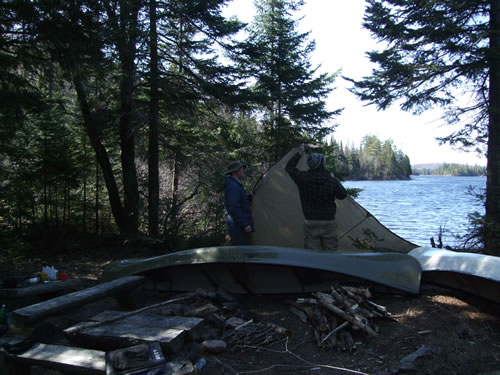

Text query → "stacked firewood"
[288,284,394,351]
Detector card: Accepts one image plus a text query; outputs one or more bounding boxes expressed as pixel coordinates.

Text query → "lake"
[344,175,486,248]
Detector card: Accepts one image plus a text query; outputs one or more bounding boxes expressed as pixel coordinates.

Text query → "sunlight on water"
[345,175,486,248]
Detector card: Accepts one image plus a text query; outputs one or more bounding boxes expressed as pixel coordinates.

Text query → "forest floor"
[1,245,500,375]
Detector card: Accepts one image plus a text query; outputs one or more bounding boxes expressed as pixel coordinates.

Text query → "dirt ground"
[2,248,500,375]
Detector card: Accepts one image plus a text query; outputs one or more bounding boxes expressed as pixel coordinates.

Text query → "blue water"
[345,175,486,248]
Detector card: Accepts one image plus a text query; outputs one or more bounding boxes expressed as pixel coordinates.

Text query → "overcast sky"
[223,0,487,166]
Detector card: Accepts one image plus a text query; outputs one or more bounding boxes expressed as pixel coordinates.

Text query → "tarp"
[251,148,418,253]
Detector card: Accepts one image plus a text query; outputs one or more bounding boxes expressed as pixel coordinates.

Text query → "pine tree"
[349,0,499,252]
[237,0,340,162]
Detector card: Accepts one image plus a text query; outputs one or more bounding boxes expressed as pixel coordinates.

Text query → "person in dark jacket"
[286,145,347,251]
[224,160,254,245]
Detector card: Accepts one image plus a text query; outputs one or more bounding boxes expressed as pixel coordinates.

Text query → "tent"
[251,148,418,253]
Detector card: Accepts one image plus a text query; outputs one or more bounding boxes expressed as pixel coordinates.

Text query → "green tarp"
[251,148,418,252]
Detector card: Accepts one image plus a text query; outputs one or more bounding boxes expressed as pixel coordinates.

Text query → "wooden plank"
[0,279,82,299]
[12,276,146,326]
[69,312,204,353]
[64,293,196,336]
[4,343,105,375]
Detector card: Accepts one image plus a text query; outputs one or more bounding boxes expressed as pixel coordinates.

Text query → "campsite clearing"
[1,247,500,375]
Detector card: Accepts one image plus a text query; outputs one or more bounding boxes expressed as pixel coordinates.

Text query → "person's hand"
[244,225,252,233]
[299,144,305,155]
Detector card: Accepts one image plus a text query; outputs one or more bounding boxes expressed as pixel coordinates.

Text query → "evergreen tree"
[349,0,499,252]
[238,0,340,162]
[148,0,160,237]
[7,0,244,236]
[146,0,245,241]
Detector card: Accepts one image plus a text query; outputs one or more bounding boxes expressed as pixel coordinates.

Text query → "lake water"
[344,175,486,248]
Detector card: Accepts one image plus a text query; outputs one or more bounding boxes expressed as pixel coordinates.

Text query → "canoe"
[100,246,421,295]
[408,247,500,304]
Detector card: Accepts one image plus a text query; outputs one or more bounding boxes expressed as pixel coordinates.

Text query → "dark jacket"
[286,152,347,220]
[224,176,254,236]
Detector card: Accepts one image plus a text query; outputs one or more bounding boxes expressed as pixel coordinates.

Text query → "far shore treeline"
[412,163,486,177]
[327,135,412,181]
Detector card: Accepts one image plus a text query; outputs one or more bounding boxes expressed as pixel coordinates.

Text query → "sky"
[223,0,487,166]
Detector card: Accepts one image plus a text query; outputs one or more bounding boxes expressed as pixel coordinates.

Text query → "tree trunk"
[83,138,88,233]
[115,0,141,235]
[119,66,140,235]
[72,73,127,233]
[172,151,180,218]
[148,0,160,237]
[95,155,100,235]
[486,0,500,253]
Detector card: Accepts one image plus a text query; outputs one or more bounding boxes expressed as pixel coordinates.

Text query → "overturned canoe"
[409,247,500,304]
[100,246,421,295]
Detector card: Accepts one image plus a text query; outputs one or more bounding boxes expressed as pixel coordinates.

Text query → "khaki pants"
[303,219,339,251]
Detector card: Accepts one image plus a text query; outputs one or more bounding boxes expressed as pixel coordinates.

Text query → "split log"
[320,321,348,345]
[65,293,196,336]
[340,285,371,300]
[69,312,203,353]
[293,284,395,350]
[313,292,378,337]
[12,276,146,327]
[288,306,308,324]
[3,343,105,374]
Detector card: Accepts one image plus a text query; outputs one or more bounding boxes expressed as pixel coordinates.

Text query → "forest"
[0,0,343,252]
[1,0,498,255]
[413,164,486,177]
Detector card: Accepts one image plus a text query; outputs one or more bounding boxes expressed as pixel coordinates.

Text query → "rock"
[399,345,434,371]
[201,340,227,353]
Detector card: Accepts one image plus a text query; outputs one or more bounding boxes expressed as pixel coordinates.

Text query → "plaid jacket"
[286,152,347,220]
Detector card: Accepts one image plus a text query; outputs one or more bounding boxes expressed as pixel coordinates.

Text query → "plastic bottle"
[195,357,206,371]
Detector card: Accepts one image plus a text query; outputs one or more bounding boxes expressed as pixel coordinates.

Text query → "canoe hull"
[101,246,421,295]
[409,247,500,304]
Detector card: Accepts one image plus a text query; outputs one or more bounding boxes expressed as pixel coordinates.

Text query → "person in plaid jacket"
[286,145,347,251]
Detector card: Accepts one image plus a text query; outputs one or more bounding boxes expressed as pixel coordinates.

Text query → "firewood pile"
[288,284,395,351]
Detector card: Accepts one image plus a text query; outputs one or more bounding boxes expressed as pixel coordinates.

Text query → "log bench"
[1,343,106,375]
[11,276,146,328]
